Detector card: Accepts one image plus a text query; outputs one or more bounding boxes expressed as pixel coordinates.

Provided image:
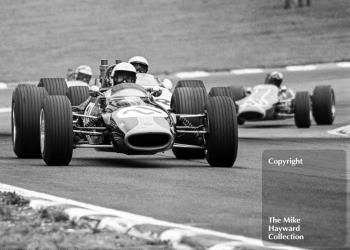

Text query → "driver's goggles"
[77,73,91,82]
[114,71,135,83]
[132,63,147,73]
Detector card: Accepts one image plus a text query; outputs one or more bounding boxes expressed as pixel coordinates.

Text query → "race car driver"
[265,71,294,100]
[111,62,137,85]
[100,60,123,88]
[128,56,173,90]
[264,71,283,88]
[75,65,93,84]
[128,56,149,73]
[76,62,138,128]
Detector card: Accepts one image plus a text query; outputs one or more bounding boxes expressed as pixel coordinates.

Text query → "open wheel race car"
[208,84,336,128]
[11,76,238,167]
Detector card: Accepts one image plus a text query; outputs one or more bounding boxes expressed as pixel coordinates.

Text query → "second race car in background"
[208,81,336,128]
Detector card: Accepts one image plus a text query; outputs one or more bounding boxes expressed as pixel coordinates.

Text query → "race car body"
[236,84,293,121]
[80,83,174,154]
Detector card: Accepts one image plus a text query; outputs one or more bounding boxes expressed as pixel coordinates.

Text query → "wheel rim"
[12,104,16,145]
[40,110,45,154]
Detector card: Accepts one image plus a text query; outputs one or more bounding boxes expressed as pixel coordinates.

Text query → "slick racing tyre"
[205,96,238,167]
[312,85,335,125]
[66,86,89,106]
[294,91,311,128]
[209,86,246,125]
[40,96,73,165]
[38,78,68,95]
[171,87,208,159]
[12,85,48,158]
[208,86,245,101]
[175,80,205,90]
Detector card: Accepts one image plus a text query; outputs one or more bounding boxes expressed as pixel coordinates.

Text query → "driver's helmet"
[265,71,283,88]
[110,62,137,86]
[103,61,123,87]
[128,56,149,73]
[75,65,92,84]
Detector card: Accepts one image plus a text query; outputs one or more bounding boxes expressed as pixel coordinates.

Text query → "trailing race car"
[208,83,336,128]
[11,66,238,167]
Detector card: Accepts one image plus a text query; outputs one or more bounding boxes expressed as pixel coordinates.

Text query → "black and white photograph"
[0,0,349,249]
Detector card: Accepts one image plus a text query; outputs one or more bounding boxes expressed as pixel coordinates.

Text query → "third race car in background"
[209,73,336,128]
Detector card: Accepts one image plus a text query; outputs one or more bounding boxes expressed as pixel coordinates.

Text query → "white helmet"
[75,65,93,84]
[75,65,92,76]
[265,71,283,88]
[111,62,137,85]
[128,56,149,73]
[270,71,283,80]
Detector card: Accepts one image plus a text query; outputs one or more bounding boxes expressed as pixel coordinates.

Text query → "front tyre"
[209,86,246,125]
[40,96,73,166]
[294,91,311,128]
[206,96,238,167]
[171,87,208,159]
[312,85,335,125]
[12,85,48,158]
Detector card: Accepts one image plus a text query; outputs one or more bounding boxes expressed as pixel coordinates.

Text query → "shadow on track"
[240,124,294,129]
[2,156,207,169]
[68,156,208,169]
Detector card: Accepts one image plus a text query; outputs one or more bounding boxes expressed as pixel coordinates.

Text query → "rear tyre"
[206,96,238,167]
[294,91,311,128]
[208,86,245,101]
[171,87,208,159]
[12,85,48,158]
[66,86,89,106]
[312,85,335,125]
[38,78,68,95]
[175,80,205,89]
[40,96,73,166]
[209,86,246,125]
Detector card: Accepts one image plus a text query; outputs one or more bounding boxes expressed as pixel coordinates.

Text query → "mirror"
[245,87,252,95]
[152,86,162,97]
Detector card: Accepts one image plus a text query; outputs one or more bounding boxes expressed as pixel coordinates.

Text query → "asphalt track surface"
[0,68,349,248]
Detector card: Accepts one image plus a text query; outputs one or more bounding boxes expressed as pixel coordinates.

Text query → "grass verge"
[0,191,173,250]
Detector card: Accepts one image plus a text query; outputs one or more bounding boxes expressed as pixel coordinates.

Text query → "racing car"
[208,83,336,128]
[11,64,238,167]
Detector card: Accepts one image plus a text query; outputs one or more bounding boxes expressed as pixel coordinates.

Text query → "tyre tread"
[42,96,73,165]
[294,91,311,128]
[38,78,68,95]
